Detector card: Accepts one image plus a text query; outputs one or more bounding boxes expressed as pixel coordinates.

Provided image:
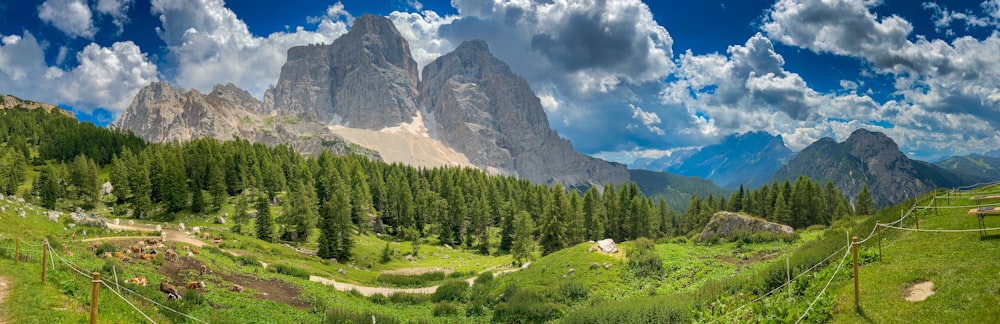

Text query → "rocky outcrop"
[419,40,628,186]
[1,94,74,117]
[268,14,420,129]
[698,211,793,242]
[111,82,377,158]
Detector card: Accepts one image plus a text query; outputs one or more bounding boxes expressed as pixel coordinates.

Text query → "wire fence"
[795,247,851,323]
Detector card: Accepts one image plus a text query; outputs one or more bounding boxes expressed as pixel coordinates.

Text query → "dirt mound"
[904,281,935,302]
[157,257,310,309]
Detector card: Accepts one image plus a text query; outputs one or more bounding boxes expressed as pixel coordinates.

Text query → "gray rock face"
[419,40,628,186]
[111,82,378,159]
[698,211,793,242]
[269,14,420,129]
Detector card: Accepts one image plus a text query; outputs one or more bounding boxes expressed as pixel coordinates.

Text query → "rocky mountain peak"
[1,93,74,117]
[419,39,627,185]
[668,131,792,189]
[269,14,420,129]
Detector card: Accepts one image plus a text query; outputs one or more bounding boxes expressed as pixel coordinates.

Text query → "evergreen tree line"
[679,177,876,235]
[0,108,871,262]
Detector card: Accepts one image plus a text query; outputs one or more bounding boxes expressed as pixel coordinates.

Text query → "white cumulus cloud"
[38,0,96,38]
[151,0,351,98]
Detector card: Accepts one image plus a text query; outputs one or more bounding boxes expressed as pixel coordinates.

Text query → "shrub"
[627,237,663,279]
[492,289,562,323]
[94,243,116,256]
[369,293,389,305]
[376,271,445,287]
[431,280,469,302]
[269,263,310,279]
[432,302,460,317]
[563,295,690,324]
[388,292,428,305]
[559,280,589,303]
[234,255,261,267]
[324,307,399,324]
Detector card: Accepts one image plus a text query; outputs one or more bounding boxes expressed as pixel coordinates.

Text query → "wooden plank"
[968,207,1000,215]
[969,194,1000,201]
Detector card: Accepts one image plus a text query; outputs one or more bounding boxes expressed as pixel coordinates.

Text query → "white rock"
[596,239,618,254]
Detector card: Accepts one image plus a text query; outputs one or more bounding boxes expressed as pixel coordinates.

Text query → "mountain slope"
[111,82,377,158]
[419,39,628,186]
[1,94,74,117]
[629,169,728,213]
[668,131,793,189]
[772,129,979,207]
[630,148,698,173]
[933,154,1000,181]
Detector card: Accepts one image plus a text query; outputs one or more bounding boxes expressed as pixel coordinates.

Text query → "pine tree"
[109,153,130,204]
[232,191,249,234]
[856,183,875,216]
[539,184,567,255]
[582,187,605,241]
[511,210,535,266]
[498,201,517,254]
[255,192,274,242]
[190,181,205,213]
[207,160,227,210]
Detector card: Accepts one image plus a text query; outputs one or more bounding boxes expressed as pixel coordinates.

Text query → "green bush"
[94,242,116,256]
[627,237,663,279]
[563,295,690,324]
[369,293,389,305]
[234,255,261,267]
[324,307,399,324]
[431,280,469,302]
[432,302,460,317]
[388,292,428,305]
[559,280,589,303]
[492,289,562,323]
[268,263,310,279]
[376,271,445,287]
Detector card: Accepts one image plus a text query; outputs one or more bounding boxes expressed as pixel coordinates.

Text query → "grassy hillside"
[829,186,1000,322]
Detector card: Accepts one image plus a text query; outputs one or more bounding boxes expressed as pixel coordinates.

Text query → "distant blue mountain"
[986,149,1000,158]
[629,148,698,172]
[667,131,794,189]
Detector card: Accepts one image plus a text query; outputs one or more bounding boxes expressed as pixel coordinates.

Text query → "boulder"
[596,239,618,254]
[698,211,793,242]
[100,182,114,195]
[216,216,226,224]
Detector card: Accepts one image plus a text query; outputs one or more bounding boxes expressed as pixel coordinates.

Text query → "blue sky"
[2,0,1000,163]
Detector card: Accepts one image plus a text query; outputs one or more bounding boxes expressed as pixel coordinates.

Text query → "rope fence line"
[953,180,1000,190]
[100,280,157,324]
[117,285,209,324]
[879,223,1000,233]
[715,243,850,322]
[794,247,851,324]
[42,241,206,324]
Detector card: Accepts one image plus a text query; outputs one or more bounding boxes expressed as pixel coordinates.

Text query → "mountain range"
[665,131,793,189]
[773,129,983,207]
[112,14,627,188]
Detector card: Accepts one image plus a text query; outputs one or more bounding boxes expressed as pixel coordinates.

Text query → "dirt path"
[309,269,519,297]
[102,223,206,247]
[0,276,9,324]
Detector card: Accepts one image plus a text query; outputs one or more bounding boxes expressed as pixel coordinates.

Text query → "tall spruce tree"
[856,183,875,216]
[511,210,535,266]
[255,192,274,242]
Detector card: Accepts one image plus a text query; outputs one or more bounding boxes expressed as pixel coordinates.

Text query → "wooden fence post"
[876,221,883,262]
[41,240,48,284]
[915,211,920,230]
[852,236,859,309]
[90,272,100,324]
[14,236,19,264]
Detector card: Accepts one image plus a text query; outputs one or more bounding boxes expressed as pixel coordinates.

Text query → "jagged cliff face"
[111,82,377,158]
[773,129,975,206]
[267,14,420,129]
[420,40,628,186]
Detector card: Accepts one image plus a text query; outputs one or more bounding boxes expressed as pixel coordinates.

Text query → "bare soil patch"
[719,251,780,271]
[104,223,205,247]
[157,257,310,309]
[904,281,935,302]
[0,275,9,323]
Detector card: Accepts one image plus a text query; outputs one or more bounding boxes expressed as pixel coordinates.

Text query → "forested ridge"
[0,107,870,259]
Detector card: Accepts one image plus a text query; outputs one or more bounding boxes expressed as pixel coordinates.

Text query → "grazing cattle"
[103,252,113,258]
[160,279,181,300]
[140,253,155,260]
[126,276,148,286]
[231,284,244,292]
[146,238,159,245]
[191,247,200,255]
[186,281,205,290]
[213,236,222,244]
[164,249,178,261]
[115,251,125,259]
[201,232,211,240]
[89,242,101,252]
